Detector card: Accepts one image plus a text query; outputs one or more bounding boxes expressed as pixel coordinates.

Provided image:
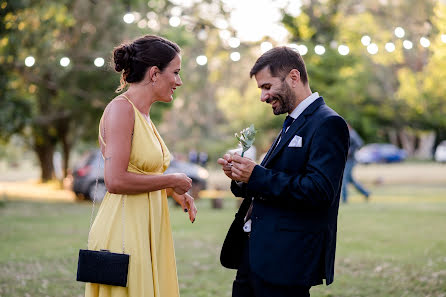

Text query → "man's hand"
[230,154,257,183]
[217,153,234,179]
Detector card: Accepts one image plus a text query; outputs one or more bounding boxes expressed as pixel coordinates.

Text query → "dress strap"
[98,95,133,147]
[121,94,134,106]
[121,94,148,120]
[98,116,106,146]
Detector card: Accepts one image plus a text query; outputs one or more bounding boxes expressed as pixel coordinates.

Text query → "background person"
[341,124,370,203]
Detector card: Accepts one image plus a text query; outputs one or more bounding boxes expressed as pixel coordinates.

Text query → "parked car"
[355,143,407,164]
[72,150,107,201]
[72,149,208,202]
[164,158,209,198]
[434,140,446,163]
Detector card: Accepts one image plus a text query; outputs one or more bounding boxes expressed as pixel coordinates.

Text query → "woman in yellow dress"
[85,35,197,297]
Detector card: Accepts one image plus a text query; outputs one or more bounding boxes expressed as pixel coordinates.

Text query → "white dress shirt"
[288,92,320,125]
[276,92,320,145]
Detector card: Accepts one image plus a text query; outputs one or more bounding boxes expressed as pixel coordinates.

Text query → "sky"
[223,0,301,42]
[170,0,302,42]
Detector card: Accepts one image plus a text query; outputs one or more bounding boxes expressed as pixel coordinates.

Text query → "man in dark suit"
[218,47,350,297]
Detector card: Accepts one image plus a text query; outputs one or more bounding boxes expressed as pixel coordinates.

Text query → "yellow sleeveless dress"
[85,97,180,297]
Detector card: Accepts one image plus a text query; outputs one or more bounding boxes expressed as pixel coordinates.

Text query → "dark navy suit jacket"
[221,97,349,287]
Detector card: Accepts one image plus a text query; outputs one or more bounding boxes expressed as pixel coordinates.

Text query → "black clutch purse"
[76,163,130,287]
[77,249,129,287]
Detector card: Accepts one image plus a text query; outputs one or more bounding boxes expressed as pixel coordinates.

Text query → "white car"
[434,140,446,163]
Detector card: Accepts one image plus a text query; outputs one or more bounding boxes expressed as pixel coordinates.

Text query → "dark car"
[164,158,209,198]
[355,143,407,164]
[72,149,208,202]
[72,150,107,201]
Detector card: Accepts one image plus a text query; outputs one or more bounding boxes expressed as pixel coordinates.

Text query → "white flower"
[235,124,257,157]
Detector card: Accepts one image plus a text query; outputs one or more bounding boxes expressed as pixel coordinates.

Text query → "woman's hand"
[172,192,197,223]
[184,193,197,223]
[170,173,192,195]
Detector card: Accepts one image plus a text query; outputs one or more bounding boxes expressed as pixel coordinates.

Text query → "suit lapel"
[265,116,306,166]
[264,97,325,167]
[260,131,282,166]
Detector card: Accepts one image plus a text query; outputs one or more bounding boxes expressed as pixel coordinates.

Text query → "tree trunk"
[414,131,436,159]
[33,117,58,182]
[388,129,399,146]
[399,129,416,157]
[33,75,58,182]
[35,142,55,182]
[62,139,71,178]
[58,118,72,178]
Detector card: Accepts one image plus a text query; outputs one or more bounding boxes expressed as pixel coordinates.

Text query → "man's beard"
[266,81,297,115]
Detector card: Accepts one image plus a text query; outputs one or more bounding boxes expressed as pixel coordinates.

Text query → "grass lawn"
[0,185,445,297]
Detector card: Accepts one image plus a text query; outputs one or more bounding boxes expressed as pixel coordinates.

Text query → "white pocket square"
[288,135,303,147]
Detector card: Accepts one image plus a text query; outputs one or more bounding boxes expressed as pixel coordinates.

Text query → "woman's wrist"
[161,174,174,192]
[166,173,180,189]
[172,192,184,204]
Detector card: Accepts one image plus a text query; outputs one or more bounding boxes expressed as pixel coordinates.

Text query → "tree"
[1,0,177,181]
[281,0,446,157]
[156,0,263,159]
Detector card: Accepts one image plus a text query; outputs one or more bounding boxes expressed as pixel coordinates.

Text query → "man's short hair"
[249,46,308,85]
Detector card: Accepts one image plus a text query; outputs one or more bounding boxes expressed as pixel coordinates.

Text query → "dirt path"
[207,162,446,189]
[354,163,446,185]
[0,180,76,202]
[1,163,445,203]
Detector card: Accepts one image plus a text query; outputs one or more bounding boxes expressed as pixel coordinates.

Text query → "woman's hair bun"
[113,35,181,92]
[113,44,134,72]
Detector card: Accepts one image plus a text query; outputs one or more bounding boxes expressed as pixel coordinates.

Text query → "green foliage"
[0,0,190,178]
[216,81,285,153]
[281,0,446,145]
[0,81,32,141]
[154,2,257,159]
[3,0,446,170]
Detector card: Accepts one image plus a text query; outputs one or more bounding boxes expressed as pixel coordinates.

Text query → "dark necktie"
[282,115,294,136]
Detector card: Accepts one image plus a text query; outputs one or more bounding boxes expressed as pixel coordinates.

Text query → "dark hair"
[249,46,308,85]
[113,35,181,92]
